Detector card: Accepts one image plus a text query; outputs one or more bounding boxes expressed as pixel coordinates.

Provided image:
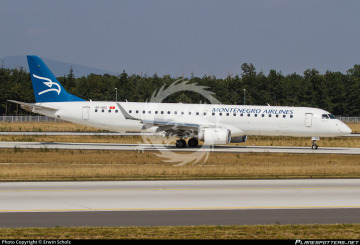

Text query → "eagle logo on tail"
[33,74,61,95]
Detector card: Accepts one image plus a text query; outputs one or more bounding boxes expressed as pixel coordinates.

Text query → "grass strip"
[1,224,360,239]
[0,149,359,181]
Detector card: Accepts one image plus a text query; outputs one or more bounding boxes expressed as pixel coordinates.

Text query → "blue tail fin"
[27,55,85,103]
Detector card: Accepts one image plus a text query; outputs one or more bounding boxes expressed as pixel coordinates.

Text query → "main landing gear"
[175,139,186,148]
[176,137,199,148]
[311,137,320,150]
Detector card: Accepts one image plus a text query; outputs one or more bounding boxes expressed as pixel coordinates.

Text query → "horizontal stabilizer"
[8,100,58,112]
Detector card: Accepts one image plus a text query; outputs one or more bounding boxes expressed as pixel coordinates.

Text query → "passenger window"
[233,113,236,116]
[283,115,286,118]
[290,115,293,118]
[254,114,257,117]
[136,110,139,113]
[226,113,229,116]
[115,110,118,113]
[196,112,199,115]
[261,114,264,117]
[95,109,98,112]
[129,110,132,113]
[247,114,250,117]
[212,113,215,116]
[168,111,170,114]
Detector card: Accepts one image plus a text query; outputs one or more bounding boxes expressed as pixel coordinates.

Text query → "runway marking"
[2,206,360,213]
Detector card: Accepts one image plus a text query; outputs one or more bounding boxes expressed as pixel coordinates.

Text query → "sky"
[1,0,360,78]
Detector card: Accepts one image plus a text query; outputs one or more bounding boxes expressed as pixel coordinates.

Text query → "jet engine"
[199,128,231,145]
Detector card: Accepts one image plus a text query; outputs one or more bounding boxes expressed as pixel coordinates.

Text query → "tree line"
[1,63,360,116]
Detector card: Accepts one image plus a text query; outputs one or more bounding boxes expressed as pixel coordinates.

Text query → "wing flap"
[142,120,199,128]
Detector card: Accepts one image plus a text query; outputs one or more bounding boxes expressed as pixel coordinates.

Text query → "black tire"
[188,138,199,148]
[176,139,186,148]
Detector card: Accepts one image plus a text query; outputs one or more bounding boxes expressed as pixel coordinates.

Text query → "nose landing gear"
[311,137,320,150]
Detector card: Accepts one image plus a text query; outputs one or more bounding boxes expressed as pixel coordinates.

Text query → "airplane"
[9,55,352,150]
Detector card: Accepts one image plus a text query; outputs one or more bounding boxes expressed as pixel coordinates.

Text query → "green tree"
[345,65,360,116]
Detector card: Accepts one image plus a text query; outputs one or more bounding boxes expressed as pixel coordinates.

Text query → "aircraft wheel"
[176,139,186,148]
[188,138,199,148]
[311,138,319,150]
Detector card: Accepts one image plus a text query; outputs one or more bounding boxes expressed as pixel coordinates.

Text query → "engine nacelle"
[199,128,231,145]
[230,135,247,143]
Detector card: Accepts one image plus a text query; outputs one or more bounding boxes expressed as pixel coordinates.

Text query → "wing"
[117,103,201,137]
[8,100,58,113]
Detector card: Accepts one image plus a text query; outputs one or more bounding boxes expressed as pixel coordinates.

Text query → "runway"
[1,136,360,227]
[1,179,360,227]
[2,141,360,154]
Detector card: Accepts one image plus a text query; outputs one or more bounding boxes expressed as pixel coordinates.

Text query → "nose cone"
[341,123,352,135]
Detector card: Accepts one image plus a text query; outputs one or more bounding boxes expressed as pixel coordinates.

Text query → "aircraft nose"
[341,124,352,135]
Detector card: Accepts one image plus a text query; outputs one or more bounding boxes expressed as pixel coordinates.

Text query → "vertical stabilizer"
[27,55,85,102]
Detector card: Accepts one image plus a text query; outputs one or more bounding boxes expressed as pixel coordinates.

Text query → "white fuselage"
[33,101,352,139]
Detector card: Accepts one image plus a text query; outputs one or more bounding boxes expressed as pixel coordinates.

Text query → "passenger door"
[82,106,90,120]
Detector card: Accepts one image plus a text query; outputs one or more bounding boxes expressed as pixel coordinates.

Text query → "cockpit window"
[322,114,336,119]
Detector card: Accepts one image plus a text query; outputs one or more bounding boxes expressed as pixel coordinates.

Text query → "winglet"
[116,103,138,120]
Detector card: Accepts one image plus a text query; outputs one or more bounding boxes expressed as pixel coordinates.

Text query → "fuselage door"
[305,113,312,127]
[82,106,90,120]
